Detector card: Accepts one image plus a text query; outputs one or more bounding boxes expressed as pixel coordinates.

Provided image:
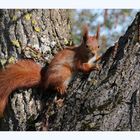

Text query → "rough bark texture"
[0,10,140,131]
[0,9,72,131]
[45,12,140,131]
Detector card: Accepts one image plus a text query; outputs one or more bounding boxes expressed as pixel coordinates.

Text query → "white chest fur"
[88,56,96,65]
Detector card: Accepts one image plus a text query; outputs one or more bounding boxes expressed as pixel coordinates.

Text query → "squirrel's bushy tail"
[0,60,42,116]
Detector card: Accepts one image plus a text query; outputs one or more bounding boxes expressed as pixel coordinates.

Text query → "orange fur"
[42,25,101,94]
[0,25,101,116]
[0,60,41,115]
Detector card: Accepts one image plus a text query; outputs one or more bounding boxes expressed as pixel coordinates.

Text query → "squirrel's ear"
[82,24,89,43]
[96,24,100,40]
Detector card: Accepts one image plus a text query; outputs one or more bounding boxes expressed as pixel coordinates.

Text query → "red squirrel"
[0,25,101,117]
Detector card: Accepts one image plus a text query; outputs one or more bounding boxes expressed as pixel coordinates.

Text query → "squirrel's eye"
[98,46,100,48]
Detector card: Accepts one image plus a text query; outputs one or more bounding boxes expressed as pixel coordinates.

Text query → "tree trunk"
[46,12,140,131]
[0,9,72,131]
[0,10,140,131]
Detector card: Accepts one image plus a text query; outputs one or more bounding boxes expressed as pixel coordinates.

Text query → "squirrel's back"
[0,60,41,116]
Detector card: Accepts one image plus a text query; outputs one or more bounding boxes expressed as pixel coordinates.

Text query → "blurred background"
[71,9,139,52]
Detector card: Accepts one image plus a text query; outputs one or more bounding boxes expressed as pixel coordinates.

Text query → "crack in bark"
[129,90,137,130]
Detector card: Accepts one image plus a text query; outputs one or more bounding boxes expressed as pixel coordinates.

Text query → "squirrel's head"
[82,24,100,56]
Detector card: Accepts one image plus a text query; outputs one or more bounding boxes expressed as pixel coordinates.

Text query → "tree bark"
[0,9,72,131]
[46,12,140,131]
[0,10,140,131]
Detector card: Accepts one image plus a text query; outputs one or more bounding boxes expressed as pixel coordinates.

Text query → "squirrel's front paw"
[95,64,101,71]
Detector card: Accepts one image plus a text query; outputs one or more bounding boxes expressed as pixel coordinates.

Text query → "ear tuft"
[96,24,100,40]
[82,24,89,42]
